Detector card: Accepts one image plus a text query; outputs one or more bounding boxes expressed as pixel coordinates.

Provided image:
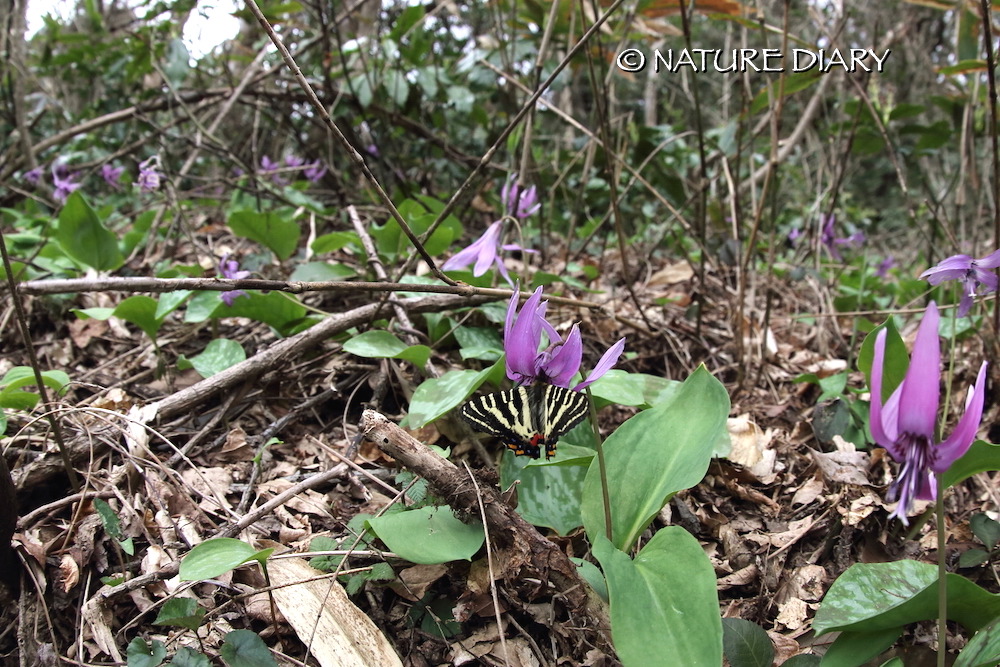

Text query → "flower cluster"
[260,155,326,184]
[442,175,541,285]
[504,286,625,391]
[869,302,987,525]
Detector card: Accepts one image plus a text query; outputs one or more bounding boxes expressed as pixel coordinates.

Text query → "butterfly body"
[459,384,589,459]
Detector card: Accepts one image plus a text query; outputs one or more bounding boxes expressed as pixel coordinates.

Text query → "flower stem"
[585,388,613,542]
[936,476,947,667]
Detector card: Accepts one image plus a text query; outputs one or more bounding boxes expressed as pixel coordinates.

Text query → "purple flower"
[441,220,533,286]
[102,164,124,188]
[787,228,802,246]
[504,286,625,390]
[218,255,250,306]
[876,256,896,278]
[260,155,286,184]
[138,157,161,192]
[52,164,82,203]
[23,167,43,186]
[501,176,541,219]
[303,161,326,182]
[821,214,864,260]
[284,155,306,169]
[869,302,987,525]
[919,249,1000,317]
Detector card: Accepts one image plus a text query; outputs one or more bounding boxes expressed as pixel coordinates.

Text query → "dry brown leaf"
[267,557,402,667]
[790,474,825,507]
[809,448,871,486]
[775,597,810,630]
[838,493,881,526]
[393,563,448,601]
[58,553,79,592]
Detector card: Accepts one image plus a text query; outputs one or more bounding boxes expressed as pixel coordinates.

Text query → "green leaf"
[971,513,1000,551]
[228,209,300,260]
[941,441,1000,490]
[163,38,189,85]
[406,364,502,428]
[342,330,430,367]
[960,549,991,569]
[594,529,722,667]
[186,339,247,378]
[722,618,773,667]
[0,367,71,396]
[749,70,821,115]
[581,366,730,551]
[153,597,206,631]
[813,560,1000,636]
[214,291,308,335]
[569,557,607,600]
[179,538,261,581]
[155,291,192,319]
[955,617,1000,667]
[311,231,359,254]
[126,637,167,667]
[366,506,484,565]
[288,261,356,282]
[168,647,211,667]
[811,627,900,667]
[57,191,124,271]
[94,498,123,540]
[500,450,589,535]
[114,295,166,340]
[219,629,278,667]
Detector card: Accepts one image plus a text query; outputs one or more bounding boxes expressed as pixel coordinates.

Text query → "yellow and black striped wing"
[459,385,589,459]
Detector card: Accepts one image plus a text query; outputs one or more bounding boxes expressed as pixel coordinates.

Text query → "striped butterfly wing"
[460,384,589,459]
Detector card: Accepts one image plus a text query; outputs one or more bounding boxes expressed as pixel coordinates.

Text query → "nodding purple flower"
[303,161,326,182]
[137,157,161,192]
[876,256,896,278]
[869,302,987,525]
[919,249,1000,317]
[501,176,541,220]
[284,155,306,169]
[787,228,802,246]
[821,214,864,260]
[442,219,534,287]
[52,164,82,203]
[218,255,250,306]
[102,164,124,188]
[504,286,625,391]
[23,167,43,186]
[260,155,286,185]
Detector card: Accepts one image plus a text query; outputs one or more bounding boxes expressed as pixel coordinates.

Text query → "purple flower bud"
[138,157,161,192]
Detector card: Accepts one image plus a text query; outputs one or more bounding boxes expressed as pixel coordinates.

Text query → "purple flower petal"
[541,325,583,387]
[933,361,988,472]
[897,302,940,440]
[920,255,973,284]
[574,337,626,390]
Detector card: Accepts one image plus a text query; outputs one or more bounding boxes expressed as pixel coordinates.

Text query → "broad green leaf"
[587,370,676,408]
[500,449,589,535]
[228,209,300,260]
[813,560,1000,636]
[594,529,722,667]
[406,364,502,428]
[971,513,1000,551]
[569,557,607,600]
[288,261,356,282]
[168,647,211,667]
[57,192,123,271]
[126,637,167,667]
[813,627,900,667]
[0,367,71,396]
[179,538,260,581]
[153,598,206,631]
[722,618,773,667]
[581,366,729,550]
[163,38,189,85]
[311,231,358,254]
[154,291,192,319]
[215,291,308,336]
[780,656,822,667]
[342,331,431,367]
[955,617,1000,667]
[366,506,484,565]
[941,441,1000,490]
[114,295,165,340]
[185,339,247,378]
[219,629,278,667]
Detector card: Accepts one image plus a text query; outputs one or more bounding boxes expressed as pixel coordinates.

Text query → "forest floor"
[1,247,995,667]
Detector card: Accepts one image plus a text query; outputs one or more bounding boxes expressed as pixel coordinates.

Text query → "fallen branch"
[361,409,614,655]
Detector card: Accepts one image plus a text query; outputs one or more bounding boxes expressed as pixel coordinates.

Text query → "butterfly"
[459,384,589,459]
